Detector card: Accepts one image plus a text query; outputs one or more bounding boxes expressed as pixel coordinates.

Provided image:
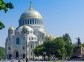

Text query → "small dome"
[28,33,37,38]
[20,8,42,19]
[9,26,14,30]
[17,25,33,32]
[38,28,45,33]
[28,33,37,41]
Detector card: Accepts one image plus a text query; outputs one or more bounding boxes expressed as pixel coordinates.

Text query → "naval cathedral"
[5,4,52,60]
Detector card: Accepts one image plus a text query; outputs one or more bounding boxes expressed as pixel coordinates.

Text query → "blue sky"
[0,0,84,47]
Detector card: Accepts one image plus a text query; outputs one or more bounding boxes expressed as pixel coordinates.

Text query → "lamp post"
[33,53,35,62]
[43,52,46,61]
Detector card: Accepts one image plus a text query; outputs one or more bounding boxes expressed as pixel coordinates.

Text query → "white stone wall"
[5,6,47,60]
[6,26,43,59]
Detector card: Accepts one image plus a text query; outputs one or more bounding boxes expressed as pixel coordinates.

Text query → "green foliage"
[33,34,74,59]
[0,0,13,30]
[53,37,67,59]
[0,0,13,13]
[81,43,84,47]
[43,40,54,56]
[0,47,5,59]
[62,33,74,57]
[33,45,43,56]
[33,37,54,57]
[0,21,5,30]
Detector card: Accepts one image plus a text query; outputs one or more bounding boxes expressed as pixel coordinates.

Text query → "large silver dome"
[20,8,43,19]
[19,6,43,26]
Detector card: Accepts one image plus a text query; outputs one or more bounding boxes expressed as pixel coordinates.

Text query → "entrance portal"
[16,51,19,58]
[9,54,12,59]
[23,54,25,58]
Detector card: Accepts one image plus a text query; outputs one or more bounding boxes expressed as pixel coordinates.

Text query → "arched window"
[16,51,19,58]
[32,19,34,24]
[8,47,11,50]
[9,54,12,59]
[30,19,33,24]
[28,20,29,24]
[23,54,25,58]
[16,38,20,45]
[30,20,32,24]
[32,37,33,40]
[36,20,37,24]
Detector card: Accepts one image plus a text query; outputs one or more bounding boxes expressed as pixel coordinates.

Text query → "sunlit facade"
[5,5,46,60]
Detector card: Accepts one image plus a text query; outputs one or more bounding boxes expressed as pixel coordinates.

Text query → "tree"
[53,37,67,59]
[33,45,43,56]
[0,0,13,30]
[0,21,5,30]
[62,33,74,57]
[0,47,5,59]
[43,39,54,59]
[33,37,54,60]
[33,34,74,60]
[82,43,84,47]
[33,37,67,59]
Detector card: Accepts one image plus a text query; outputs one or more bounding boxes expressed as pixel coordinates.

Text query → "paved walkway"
[0,60,84,62]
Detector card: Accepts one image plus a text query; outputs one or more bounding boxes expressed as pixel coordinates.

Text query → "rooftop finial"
[29,1,32,9]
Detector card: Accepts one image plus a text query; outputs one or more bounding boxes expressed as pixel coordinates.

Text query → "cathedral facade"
[5,5,47,60]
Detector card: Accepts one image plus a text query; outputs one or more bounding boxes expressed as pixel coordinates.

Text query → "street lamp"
[43,52,46,61]
[33,53,35,62]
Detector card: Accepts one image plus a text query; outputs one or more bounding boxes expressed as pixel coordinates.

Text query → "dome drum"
[19,18,43,26]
